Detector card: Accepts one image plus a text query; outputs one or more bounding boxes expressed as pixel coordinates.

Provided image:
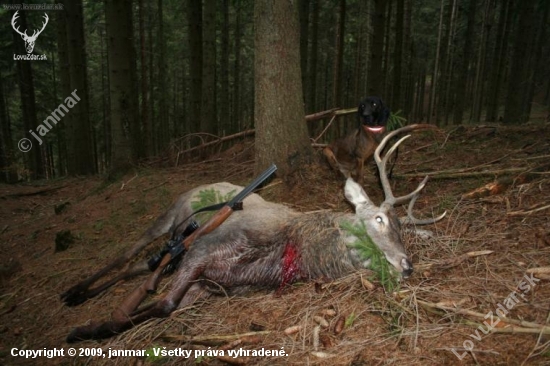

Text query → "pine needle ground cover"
[0,124,549,365]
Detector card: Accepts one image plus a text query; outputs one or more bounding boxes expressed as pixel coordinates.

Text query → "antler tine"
[32,13,49,38]
[375,134,411,204]
[394,174,428,206]
[374,124,437,206]
[11,11,27,37]
[39,13,49,34]
[399,178,447,225]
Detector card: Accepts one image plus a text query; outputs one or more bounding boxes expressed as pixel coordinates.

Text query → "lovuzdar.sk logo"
[12,10,48,61]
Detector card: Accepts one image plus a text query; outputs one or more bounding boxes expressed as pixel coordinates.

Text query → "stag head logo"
[11,11,49,54]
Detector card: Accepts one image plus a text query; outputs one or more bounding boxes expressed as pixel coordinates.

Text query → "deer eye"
[375,216,383,224]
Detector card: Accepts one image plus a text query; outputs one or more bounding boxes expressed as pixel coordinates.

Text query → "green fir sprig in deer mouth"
[341,220,400,292]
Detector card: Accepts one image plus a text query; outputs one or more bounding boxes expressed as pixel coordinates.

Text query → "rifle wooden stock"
[145,205,234,290]
[113,205,235,320]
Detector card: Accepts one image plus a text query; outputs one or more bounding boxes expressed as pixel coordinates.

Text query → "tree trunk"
[104,0,140,177]
[0,72,17,182]
[307,0,319,114]
[220,0,230,135]
[503,0,536,124]
[232,1,242,131]
[100,25,110,172]
[254,0,312,178]
[525,1,549,120]
[188,0,203,134]
[353,0,366,103]
[139,0,150,157]
[382,0,392,98]
[56,6,70,175]
[471,0,494,123]
[333,0,346,136]
[485,0,510,122]
[202,0,217,135]
[392,0,404,110]
[402,0,413,118]
[441,0,458,125]
[333,0,345,109]
[65,0,95,174]
[299,0,310,105]
[12,10,44,179]
[452,0,477,125]
[428,0,445,125]
[148,2,156,152]
[157,0,168,147]
[367,0,387,96]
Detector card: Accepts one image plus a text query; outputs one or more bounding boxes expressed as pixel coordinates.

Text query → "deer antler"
[375,124,446,225]
[11,11,27,38]
[11,11,48,40]
[32,13,49,38]
[400,185,447,225]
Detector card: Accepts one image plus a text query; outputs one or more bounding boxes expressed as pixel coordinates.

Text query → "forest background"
[0,0,549,182]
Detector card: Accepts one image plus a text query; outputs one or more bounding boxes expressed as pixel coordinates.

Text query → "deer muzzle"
[400,258,413,278]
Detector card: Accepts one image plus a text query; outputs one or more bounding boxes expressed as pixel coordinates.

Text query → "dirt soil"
[1,123,549,366]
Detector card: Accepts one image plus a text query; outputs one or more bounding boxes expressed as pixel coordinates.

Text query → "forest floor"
[1,120,549,366]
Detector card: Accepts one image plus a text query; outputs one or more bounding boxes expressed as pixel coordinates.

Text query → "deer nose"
[400,258,413,278]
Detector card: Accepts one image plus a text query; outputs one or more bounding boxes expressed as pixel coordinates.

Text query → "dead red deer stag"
[65,124,445,342]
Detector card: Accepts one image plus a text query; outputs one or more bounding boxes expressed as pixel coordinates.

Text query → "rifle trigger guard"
[233,202,243,211]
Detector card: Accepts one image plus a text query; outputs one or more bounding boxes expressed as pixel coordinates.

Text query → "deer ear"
[344,178,374,209]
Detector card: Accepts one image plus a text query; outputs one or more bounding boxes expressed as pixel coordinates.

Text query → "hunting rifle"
[112,164,277,321]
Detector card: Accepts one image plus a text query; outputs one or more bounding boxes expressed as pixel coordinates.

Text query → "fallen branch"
[417,299,550,331]
[333,107,357,116]
[525,267,550,275]
[142,181,168,193]
[0,184,67,199]
[177,129,255,157]
[507,203,550,216]
[461,163,550,200]
[305,108,340,122]
[311,143,328,149]
[489,326,550,335]
[312,115,337,143]
[396,167,527,180]
[415,250,494,271]
[120,173,138,190]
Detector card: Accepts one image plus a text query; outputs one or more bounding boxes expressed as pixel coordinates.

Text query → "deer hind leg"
[67,255,207,343]
[61,198,188,306]
[127,282,211,319]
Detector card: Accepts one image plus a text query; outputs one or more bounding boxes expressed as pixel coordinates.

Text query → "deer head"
[12,11,49,54]
[363,124,446,275]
